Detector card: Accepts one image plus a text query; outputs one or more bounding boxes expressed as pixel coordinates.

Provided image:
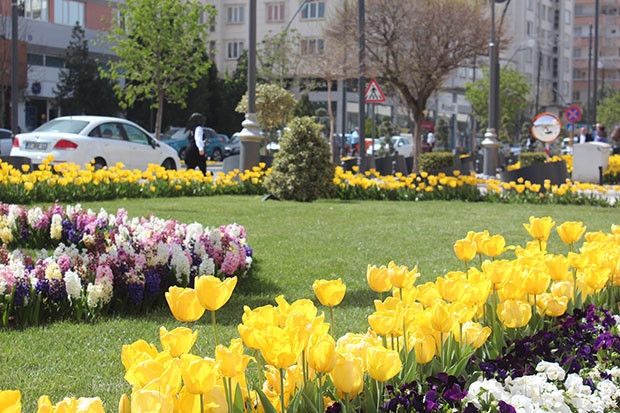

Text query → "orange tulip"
[165,286,205,323]
[313,278,346,307]
[195,275,238,311]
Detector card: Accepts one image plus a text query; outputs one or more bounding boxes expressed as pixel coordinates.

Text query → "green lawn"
[1,196,619,411]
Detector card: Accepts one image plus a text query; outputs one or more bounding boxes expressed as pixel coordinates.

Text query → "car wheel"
[211,148,223,162]
[162,158,176,170]
[93,158,106,170]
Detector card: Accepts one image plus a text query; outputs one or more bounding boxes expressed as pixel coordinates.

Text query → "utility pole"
[11,0,18,133]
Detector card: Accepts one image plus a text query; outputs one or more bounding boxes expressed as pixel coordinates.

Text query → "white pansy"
[64,270,82,300]
[185,223,204,243]
[245,256,253,269]
[536,361,566,381]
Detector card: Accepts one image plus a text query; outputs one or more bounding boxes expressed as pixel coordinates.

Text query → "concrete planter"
[499,160,569,187]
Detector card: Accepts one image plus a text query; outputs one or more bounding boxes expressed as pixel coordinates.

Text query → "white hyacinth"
[50,213,63,240]
[170,244,190,284]
[64,270,82,300]
[198,257,215,277]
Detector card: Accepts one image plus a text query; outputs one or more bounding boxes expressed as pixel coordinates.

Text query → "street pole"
[239,0,262,172]
[11,1,18,133]
[592,0,599,125]
[482,0,502,176]
[587,24,592,132]
[357,0,366,171]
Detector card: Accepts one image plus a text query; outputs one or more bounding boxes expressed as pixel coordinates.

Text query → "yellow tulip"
[307,333,337,373]
[466,230,490,255]
[436,272,467,302]
[37,395,53,413]
[523,267,550,296]
[130,389,175,413]
[366,264,392,293]
[453,239,477,262]
[215,338,254,378]
[523,216,555,242]
[536,293,568,317]
[455,321,492,349]
[497,299,532,328]
[180,355,219,395]
[258,326,304,369]
[195,275,238,311]
[165,286,205,323]
[556,221,587,246]
[479,234,508,258]
[387,262,419,289]
[0,390,20,413]
[238,304,278,349]
[124,358,166,389]
[159,327,198,358]
[368,310,398,336]
[429,300,457,334]
[312,278,346,307]
[121,339,159,372]
[366,346,402,382]
[330,354,364,399]
[545,254,572,282]
[409,326,437,364]
[118,394,130,413]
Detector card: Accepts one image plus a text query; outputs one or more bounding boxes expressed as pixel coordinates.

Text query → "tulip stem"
[200,394,205,413]
[279,368,286,413]
[329,306,335,338]
[211,310,219,346]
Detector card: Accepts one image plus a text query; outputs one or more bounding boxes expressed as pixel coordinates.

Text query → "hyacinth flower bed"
[4,216,620,412]
[0,203,252,327]
[2,157,620,206]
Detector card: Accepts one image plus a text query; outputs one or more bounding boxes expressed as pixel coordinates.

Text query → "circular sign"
[565,106,581,123]
[531,112,562,143]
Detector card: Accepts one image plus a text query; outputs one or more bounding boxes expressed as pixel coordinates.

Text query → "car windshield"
[34,119,89,134]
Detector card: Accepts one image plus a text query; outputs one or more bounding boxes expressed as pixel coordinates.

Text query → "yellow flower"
[258,325,304,369]
[312,278,346,307]
[215,338,253,378]
[479,234,508,258]
[536,293,568,317]
[523,267,551,296]
[556,221,587,245]
[387,262,419,289]
[366,264,392,293]
[330,354,364,399]
[121,339,159,372]
[409,326,437,364]
[118,394,130,413]
[0,390,21,413]
[307,333,337,373]
[159,326,198,358]
[429,300,457,333]
[454,239,477,261]
[195,275,238,311]
[366,346,402,382]
[368,309,398,336]
[165,286,205,323]
[130,389,175,412]
[523,216,555,242]
[455,321,491,349]
[238,304,278,349]
[180,355,219,395]
[545,254,572,281]
[497,299,532,328]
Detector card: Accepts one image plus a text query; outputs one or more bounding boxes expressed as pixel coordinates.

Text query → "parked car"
[10,116,180,170]
[224,133,241,157]
[367,136,414,158]
[160,127,226,161]
[0,128,12,157]
[561,136,579,155]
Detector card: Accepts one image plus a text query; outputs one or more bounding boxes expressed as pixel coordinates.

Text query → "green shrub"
[420,151,454,172]
[519,152,547,167]
[264,116,335,202]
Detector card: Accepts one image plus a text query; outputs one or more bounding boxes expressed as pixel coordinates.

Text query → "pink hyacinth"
[0,266,16,293]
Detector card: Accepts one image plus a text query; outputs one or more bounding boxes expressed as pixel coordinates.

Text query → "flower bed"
[0,203,252,327]
[3,216,620,412]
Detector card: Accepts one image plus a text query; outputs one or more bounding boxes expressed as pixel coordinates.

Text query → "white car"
[10,115,181,170]
[367,136,414,158]
[0,128,12,157]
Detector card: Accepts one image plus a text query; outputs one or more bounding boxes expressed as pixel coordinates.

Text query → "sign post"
[531,112,562,160]
[565,106,582,152]
[364,79,386,162]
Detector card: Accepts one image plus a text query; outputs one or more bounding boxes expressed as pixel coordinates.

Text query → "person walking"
[427,130,436,151]
[595,123,608,143]
[184,113,207,175]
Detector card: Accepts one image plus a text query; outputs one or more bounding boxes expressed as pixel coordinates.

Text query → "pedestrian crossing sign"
[364,78,386,103]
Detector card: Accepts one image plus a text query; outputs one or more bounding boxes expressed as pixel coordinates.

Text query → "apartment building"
[573,0,620,128]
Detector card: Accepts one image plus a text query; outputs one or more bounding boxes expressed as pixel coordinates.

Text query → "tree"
[596,89,620,131]
[327,0,489,173]
[295,92,315,117]
[257,29,301,88]
[55,24,119,116]
[235,83,297,145]
[100,0,215,139]
[465,66,531,145]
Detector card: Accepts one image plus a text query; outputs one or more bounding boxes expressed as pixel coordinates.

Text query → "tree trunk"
[155,89,165,140]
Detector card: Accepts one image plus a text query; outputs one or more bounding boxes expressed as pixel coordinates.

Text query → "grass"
[2,195,619,411]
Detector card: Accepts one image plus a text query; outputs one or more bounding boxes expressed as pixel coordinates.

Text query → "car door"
[88,122,135,168]
[120,123,160,170]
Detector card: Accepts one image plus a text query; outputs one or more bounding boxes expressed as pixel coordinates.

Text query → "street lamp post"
[481,0,505,176]
[11,1,18,133]
[238,0,262,172]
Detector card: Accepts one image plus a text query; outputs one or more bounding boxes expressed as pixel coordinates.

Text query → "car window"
[0,130,11,139]
[123,123,151,145]
[92,123,125,140]
[35,119,89,134]
[203,128,218,140]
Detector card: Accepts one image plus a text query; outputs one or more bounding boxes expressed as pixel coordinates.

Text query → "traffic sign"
[565,106,581,123]
[531,112,562,143]
[364,78,386,103]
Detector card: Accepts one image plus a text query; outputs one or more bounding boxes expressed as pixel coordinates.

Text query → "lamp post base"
[239,113,263,172]
[482,128,500,177]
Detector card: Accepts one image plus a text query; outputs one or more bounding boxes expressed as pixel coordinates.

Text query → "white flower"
[27,206,44,228]
[50,213,63,240]
[536,361,566,381]
[170,244,190,285]
[45,262,62,280]
[64,270,82,300]
[198,257,215,277]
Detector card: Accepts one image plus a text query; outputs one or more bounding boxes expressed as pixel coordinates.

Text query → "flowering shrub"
[0,203,252,327]
[2,155,620,205]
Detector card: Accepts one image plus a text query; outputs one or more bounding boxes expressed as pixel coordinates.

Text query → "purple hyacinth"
[13,278,31,307]
[48,279,68,303]
[144,269,161,301]
[127,280,144,306]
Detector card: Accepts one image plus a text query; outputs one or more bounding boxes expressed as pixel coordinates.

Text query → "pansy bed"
[0,203,252,327]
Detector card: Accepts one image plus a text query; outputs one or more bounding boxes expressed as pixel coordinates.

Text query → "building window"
[300,38,324,55]
[574,48,581,58]
[267,3,285,22]
[24,0,48,21]
[45,56,64,68]
[301,1,325,20]
[526,48,533,63]
[227,6,244,24]
[54,0,84,26]
[227,41,244,59]
[27,53,44,66]
[209,41,216,60]
[565,10,571,25]
[527,0,533,10]
[527,21,533,36]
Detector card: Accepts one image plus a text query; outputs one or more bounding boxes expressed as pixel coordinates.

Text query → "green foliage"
[257,29,301,87]
[264,117,335,201]
[465,66,531,143]
[55,24,119,116]
[295,92,315,117]
[235,83,297,140]
[597,89,620,130]
[435,118,450,149]
[519,152,547,168]
[99,0,215,137]
[420,152,454,172]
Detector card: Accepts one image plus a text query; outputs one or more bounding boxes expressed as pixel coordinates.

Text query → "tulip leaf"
[297,382,322,413]
[232,384,245,413]
[253,387,278,413]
